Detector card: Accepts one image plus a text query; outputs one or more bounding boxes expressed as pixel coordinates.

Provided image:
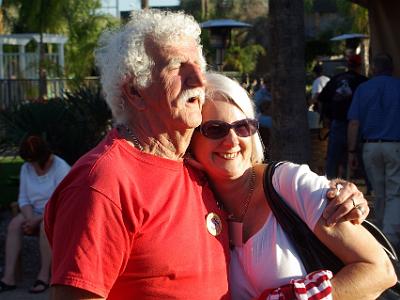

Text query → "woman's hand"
[323,179,369,226]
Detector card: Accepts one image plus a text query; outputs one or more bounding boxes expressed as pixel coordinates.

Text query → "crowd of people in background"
[314,53,400,253]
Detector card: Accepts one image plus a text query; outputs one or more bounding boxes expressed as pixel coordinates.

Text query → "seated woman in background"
[189,73,396,300]
[0,135,70,294]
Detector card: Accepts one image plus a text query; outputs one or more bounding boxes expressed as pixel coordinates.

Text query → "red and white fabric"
[258,270,333,300]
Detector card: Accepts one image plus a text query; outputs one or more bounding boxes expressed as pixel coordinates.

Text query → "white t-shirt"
[312,75,330,97]
[229,162,329,300]
[18,155,70,214]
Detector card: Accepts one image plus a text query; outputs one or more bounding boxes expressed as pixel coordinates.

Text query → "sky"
[101,0,180,15]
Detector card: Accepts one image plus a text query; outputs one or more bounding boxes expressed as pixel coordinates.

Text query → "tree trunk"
[268,0,310,164]
[201,0,208,19]
[141,0,149,9]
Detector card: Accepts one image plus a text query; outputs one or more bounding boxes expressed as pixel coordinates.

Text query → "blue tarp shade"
[330,33,369,41]
[201,19,252,29]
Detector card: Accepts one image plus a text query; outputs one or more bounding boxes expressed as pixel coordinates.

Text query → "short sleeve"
[272,162,330,230]
[47,186,133,297]
[18,163,30,208]
[311,79,319,96]
[53,157,71,186]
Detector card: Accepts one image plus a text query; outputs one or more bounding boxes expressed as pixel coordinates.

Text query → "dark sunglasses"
[198,118,259,139]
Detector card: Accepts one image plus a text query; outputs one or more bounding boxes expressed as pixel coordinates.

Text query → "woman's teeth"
[219,152,239,159]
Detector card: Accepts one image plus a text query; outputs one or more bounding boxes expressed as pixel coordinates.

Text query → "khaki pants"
[363,142,400,247]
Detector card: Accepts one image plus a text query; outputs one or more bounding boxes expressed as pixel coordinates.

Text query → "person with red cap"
[318,54,368,179]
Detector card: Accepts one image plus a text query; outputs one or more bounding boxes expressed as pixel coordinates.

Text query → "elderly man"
[45,10,229,299]
[45,9,368,300]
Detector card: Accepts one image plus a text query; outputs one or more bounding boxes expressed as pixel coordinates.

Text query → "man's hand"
[323,180,369,226]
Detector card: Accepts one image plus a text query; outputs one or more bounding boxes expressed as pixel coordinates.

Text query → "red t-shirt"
[45,129,230,299]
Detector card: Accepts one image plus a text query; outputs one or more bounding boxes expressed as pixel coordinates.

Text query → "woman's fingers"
[325,196,369,226]
[323,180,369,226]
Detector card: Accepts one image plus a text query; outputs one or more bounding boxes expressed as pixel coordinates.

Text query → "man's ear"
[122,81,146,110]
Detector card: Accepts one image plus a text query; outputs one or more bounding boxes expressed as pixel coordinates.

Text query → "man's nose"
[186,63,206,87]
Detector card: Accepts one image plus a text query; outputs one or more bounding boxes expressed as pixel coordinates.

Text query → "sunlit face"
[139,36,206,131]
[191,94,253,180]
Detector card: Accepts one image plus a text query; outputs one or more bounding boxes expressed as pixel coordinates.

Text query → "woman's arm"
[314,216,397,299]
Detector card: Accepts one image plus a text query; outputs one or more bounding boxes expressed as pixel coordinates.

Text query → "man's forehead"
[146,35,197,51]
[157,43,201,62]
[162,39,198,54]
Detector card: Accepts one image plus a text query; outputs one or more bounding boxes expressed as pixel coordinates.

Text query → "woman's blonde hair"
[205,73,265,163]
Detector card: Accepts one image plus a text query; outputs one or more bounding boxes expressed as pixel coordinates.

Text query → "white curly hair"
[205,73,265,163]
[95,9,206,123]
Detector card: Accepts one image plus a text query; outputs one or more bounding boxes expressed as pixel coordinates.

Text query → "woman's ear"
[122,81,146,111]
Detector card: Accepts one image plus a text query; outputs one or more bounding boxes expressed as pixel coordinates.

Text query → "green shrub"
[0,157,23,209]
[0,86,112,165]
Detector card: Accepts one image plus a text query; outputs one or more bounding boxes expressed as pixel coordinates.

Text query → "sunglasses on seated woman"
[198,118,259,139]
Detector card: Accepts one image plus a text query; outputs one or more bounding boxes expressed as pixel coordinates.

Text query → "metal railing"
[0,78,100,110]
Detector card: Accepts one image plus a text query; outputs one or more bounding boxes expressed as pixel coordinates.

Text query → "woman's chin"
[209,166,247,181]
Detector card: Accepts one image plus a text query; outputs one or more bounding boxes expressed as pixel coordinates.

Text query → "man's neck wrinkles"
[129,122,192,161]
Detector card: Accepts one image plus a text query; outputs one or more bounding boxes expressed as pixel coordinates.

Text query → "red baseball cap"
[347,54,362,66]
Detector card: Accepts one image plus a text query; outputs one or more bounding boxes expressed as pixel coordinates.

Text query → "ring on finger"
[351,197,357,208]
[355,204,365,215]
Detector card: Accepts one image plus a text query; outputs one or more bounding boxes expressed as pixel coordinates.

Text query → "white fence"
[0,78,100,110]
[1,53,60,79]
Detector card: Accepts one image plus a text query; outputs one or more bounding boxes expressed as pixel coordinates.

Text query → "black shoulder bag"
[264,162,400,299]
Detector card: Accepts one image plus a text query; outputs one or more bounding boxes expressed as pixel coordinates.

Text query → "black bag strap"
[263,162,344,274]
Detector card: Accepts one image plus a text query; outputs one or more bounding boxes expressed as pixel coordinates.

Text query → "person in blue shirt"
[348,53,400,251]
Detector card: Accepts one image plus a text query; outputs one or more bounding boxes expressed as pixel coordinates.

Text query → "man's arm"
[347,120,360,170]
[51,285,104,300]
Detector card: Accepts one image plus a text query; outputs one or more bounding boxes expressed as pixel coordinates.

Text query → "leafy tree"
[1,0,119,82]
[0,8,4,33]
[181,0,267,75]
[210,0,267,20]
[303,1,368,71]
[224,44,265,74]
[337,0,369,33]
[0,86,112,164]
[3,0,65,98]
[63,1,119,80]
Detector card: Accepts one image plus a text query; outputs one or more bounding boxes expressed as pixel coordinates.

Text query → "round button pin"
[206,212,222,236]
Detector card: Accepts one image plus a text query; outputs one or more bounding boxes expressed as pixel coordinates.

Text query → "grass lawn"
[0,156,23,210]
